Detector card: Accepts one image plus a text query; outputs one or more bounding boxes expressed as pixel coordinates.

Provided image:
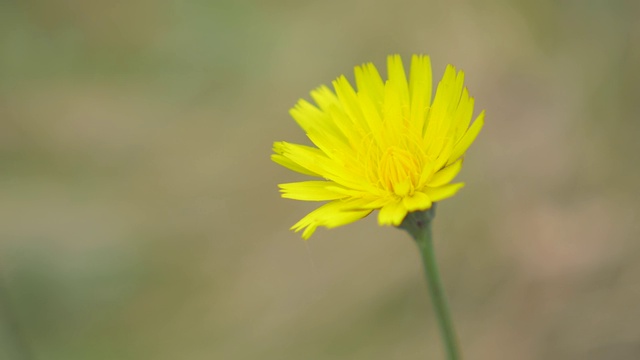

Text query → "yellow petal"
[428,159,463,188]
[418,162,436,189]
[301,224,318,240]
[310,85,340,112]
[429,138,455,174]
[387,54,409,106]
[425,67,465,158]
[271,154,321,177]
[448,110,484,165]
[289,100,350,157]
[290,97,341,135]
[332,75,367,132]
[357,93,384,147]
[291,200,373,239]
[381,80,404,146]
[393,178,412,197]
[448,69,465,115]
[355,62,385,108]
[305,131,351,161]
[355,197,394,210]
[279,181,349,201]
[409,55,432,134]
[424,65,457,139]
[378,200,408,226]
[409,55,432,109]
[326,101,366,148]
[289,99,324,134]
[452,89,474,141]
[274,141,330,176]
[424,183,465,202]
[277,141,366,193]
[324,209,372,229]
[402,191,432,212]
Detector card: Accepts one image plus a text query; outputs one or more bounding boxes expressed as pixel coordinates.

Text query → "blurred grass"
[1,0,639,359]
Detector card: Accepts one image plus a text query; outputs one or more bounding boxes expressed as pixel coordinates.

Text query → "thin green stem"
[399,206,460,360]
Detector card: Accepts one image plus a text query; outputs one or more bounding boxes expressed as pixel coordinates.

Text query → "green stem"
[399,205,460,360]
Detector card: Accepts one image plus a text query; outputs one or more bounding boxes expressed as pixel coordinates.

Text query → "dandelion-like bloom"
[273,55,484,239]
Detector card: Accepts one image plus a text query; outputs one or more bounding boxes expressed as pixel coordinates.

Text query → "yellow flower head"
[272,55,484,239]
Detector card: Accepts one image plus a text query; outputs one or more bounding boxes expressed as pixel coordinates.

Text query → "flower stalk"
[399,205,461,360]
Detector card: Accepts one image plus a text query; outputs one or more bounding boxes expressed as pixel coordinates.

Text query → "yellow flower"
[272,55,484,239]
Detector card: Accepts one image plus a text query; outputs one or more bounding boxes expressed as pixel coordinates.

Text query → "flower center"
[378,146,420,197]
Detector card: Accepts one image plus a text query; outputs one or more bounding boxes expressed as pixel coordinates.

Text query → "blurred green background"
[1,0,639,359]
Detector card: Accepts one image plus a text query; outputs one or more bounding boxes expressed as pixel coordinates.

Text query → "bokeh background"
[1,0,639,359]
